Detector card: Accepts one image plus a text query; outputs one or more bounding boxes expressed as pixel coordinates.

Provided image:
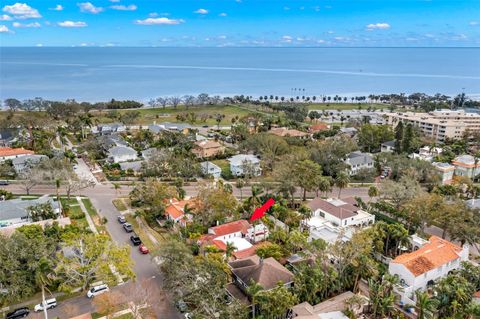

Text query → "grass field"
[307,102,389,111]
[93,104,254,126]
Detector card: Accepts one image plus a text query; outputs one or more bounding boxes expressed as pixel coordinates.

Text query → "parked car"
[123,223,133,232]
[34,298,57,312]
[0,180,9,185]
[6,307,30,319]
[139,244,149,254]
[117,215,126,223]
[87,284,109,298]
[130,234,142,246]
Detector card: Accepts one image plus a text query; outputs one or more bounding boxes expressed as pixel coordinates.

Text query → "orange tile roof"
[164,197,199,220]
[309,123,330,132]
[165,204,184,220]
[392,236,464,277]
[210,220,251,236]
[194,140,223,149]
[0,147,34,157]
[474,291,480,298]
[269,127,308,137]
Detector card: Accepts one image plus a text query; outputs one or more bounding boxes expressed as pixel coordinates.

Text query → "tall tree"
[335,172,350,198]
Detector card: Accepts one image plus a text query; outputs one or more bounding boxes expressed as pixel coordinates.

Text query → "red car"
[139,244,149,254]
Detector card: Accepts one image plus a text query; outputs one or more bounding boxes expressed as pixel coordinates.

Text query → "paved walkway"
[77,196,98,234]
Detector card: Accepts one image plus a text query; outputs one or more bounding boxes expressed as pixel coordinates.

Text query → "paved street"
[1,173,371,318]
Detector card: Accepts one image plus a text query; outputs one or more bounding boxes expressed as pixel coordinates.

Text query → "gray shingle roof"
[347,151,373,166]
[228,154,260,166]
[108,145,137,156]
[0,196,60,222]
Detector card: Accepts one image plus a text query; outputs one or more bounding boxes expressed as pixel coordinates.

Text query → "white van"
[34,298,57,312]
[87,284,109,298]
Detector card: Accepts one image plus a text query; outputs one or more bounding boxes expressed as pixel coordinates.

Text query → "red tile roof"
[392,236,465,277]
[209,220,251,236]
[309,123,330,132]
[0,147,34,157]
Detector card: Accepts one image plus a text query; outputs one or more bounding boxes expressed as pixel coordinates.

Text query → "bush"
[68,209,85,220]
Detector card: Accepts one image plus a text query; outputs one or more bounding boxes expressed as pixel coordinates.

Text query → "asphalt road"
[2,175,370,318]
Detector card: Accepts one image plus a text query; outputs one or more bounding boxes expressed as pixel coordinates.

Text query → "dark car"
[130,234,142,246]
[117,215,126,223]
[6,307,30,319]
[0,180,9,186]
[123,223,133,232]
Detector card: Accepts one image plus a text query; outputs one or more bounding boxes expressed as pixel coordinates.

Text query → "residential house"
[12,154,48,174]
[339,127,357,137]
[452,155,480,179]
[200,161,222,178]
[269,127,309,139]
[345,151,374,175]
[410,146,443,162]
[107,145,138,163]
[92,123,126,135]
[192,140,225,158]
[227,255,294,310]
[200,220,269,259]
[164,198,199,227]
[309,123,330,133]
[0,129,18,147]
[148,122,191,134]
[119,160,143,172]
[381,140,396,153]
[228,154,262,177]
[0,196,62,228]
[305,197,375,244]
[0,147,34,162]
[432,162,455,185]
[292,291,366,319]
[388,236,469,304]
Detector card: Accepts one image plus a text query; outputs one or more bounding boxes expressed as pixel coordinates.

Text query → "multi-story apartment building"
[381,109,480,143]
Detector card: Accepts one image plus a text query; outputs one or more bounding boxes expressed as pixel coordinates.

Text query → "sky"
[0,0,479,47]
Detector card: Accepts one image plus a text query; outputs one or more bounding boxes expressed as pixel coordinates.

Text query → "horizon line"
[1,46,480,49]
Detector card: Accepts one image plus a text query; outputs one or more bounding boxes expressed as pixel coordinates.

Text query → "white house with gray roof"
[228,154,262,177]
[92,123,126,135]
[107,145,138,163]
[12,154,48,173]
[0,196,61,228]
[200,161,222,178]
[345,151,374,175]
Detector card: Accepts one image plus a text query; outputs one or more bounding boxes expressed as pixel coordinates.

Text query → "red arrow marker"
[250,198,275,222]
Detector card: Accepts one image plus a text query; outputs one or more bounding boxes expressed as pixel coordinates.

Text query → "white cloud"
[134,17,184,25]
[109,0,120,2]
[50,5,63,11]
[0,14,12,21]
[194,8,208,14]
[58,20,87,27]
[366,22,390,30]
[218,35,227,39]
[219,12,227,17]
[36,43,43,47]
[110,4,137,11]
[281,35,292,43]
[2,3,41,19]
[77,2,103,14]
[0,24,12,32]
[13,21,40,27]
[283,6,290,10]
[317,39,325,43]
[469,21,478,26]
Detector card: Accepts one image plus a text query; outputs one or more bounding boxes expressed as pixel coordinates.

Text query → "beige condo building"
[381,109,480,142]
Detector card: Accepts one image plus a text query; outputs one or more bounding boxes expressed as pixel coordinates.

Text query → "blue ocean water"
[0,47,479,101]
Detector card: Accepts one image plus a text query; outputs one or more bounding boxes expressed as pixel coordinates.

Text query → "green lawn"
[307,102,389,111]
[93,104,253,126]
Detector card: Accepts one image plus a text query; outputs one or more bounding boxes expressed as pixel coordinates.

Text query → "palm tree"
[55,179,62,214]
[112,183,121,195]
[35,257,54,319]
[335,172,350,198]
[415,290,438,319]
[246,280,264,319]
[368,185,379,204]
[317,176,332,197]
[235,179,246,201]
[225,242,237,260]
